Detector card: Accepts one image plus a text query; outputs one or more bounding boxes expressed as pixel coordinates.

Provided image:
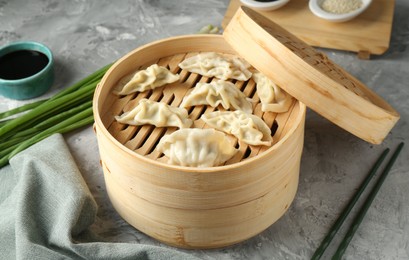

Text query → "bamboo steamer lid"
[223,6,399,144]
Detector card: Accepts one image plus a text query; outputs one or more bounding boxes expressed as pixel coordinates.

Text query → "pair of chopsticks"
[311,142,405,260]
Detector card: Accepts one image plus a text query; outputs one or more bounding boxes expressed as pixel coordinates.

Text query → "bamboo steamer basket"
[93,35,305,248]
[93,7,399,249]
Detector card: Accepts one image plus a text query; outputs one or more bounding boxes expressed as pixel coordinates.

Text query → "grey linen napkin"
[0,134,200,260]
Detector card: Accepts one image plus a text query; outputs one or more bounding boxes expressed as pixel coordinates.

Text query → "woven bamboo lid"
[223,6,399,144]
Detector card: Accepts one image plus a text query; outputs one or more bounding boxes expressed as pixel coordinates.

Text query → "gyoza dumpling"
[178,52,252,81]
[157,128,238,167]
[180,80,253,114]
[114,64,179,95]
[201,110,272,146]
[253,72,293,113]
[115,99,192,128]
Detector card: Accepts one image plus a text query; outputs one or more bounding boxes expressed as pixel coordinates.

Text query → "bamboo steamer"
[93,34,305,248]
[93,7,398,249]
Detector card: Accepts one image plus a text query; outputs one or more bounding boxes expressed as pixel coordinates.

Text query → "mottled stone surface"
[1,0,408,259]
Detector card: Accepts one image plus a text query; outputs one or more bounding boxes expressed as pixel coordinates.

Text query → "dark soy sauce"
[0,50,49,80]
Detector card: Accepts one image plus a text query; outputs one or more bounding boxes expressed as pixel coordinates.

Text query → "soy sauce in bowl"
[0,41,54,100]
[0,50,49,80]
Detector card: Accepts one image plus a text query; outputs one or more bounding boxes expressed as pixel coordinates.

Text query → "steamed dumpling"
[115,64,179,95]
[157,128,238,167]
[201,110,272,146]
[180,80,253,114]
[115,99,192,128]
[253,72,293,113]
[178,52,252,81]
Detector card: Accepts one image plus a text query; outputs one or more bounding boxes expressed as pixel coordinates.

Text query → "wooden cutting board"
[222,0,395,59]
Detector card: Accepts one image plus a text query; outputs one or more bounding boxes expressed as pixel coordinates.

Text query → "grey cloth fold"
[0,134,199,260]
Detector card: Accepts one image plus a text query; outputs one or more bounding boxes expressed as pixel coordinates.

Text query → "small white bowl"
[309,0,372,23]
[240,0,290,11]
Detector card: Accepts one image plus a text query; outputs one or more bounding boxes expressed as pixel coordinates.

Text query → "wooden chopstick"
[311,142,405,260]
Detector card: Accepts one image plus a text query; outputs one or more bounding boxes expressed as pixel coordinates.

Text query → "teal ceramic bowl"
[0,41,54,100]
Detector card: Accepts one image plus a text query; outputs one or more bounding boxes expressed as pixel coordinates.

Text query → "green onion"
[0,108,94,168]
[0,99,48,120]
[0,143,19,158]
[0,63,110,122]
[50,63,112,100]
[11,100,93,139]
[7,107,93,158]
[0,63,112,168]
[0,81,96,138]
[0,119,11,128]
[0,135,26,151]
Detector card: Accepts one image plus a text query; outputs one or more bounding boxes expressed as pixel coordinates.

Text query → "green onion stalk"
[0,63,112,168]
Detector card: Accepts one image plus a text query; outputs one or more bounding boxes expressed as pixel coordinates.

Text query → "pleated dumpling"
[201,110,272,146]
[253,72,293,113]
[178,52,252,81]
[157,128,238,167]
[180,80,253,114]
[115,64,179,95]
[115,99,192,128]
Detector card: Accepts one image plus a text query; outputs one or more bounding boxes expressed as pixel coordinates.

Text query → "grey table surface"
[1,0,408,259]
